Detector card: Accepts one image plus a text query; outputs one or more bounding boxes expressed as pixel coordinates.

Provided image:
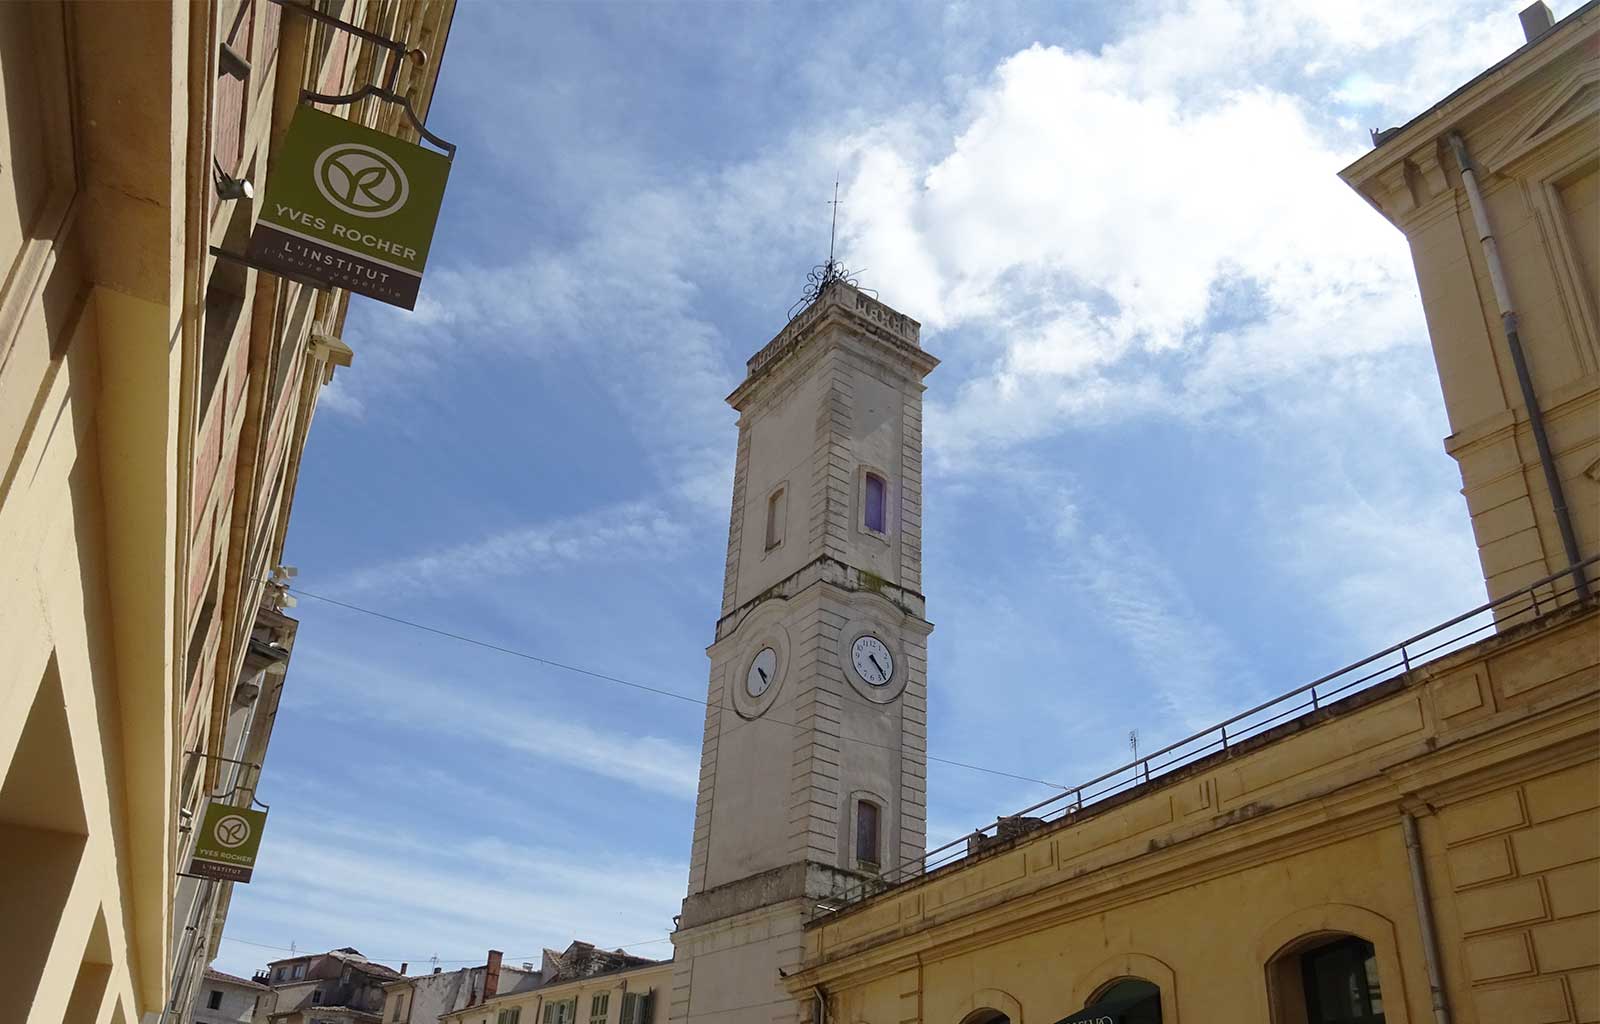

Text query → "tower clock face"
[850,635,894,686]
[746,647,778,698]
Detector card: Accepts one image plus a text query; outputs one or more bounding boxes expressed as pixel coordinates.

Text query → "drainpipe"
[1448,131,1591,603]
[1402,811,1452,1024]
[812,986,828,1024]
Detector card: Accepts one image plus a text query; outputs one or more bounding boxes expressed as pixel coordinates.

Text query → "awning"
[1051,992,1158,1024]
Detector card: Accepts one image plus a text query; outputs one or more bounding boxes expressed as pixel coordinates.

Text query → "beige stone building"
[0,2,454,1023]
[1342,0,1600,617]
[438,947,670,1024]
[671,4,1599,1023]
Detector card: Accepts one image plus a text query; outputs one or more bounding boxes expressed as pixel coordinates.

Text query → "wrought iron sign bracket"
[182,748,271,810]
[269,0,458,159]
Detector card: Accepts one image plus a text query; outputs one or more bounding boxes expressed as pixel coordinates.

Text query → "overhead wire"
[284,585,1071,791]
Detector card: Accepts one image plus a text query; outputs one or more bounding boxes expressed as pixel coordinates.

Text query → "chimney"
[484,950,503,1001]
[1519,1,1554,41]
[400,962,408,976]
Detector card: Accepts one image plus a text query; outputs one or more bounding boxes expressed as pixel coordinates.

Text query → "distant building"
[192,969,267,1024]
[253,947,404,1024]
[439,944,667,1024]
[380,950,541,1024]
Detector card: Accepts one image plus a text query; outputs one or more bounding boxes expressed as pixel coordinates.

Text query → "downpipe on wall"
[1402,811,1452,1024]
[1448,131,1591,603]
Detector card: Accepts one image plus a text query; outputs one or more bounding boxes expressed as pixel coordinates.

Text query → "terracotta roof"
[204,968,268,990]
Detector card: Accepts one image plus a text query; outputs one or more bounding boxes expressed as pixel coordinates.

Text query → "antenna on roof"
[1129,730,1139,761]
[827,180,841,268]
[788,177,875,320]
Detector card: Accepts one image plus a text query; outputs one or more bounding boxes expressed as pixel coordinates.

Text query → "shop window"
[1299,937,1384,1023]
[1059,977,1162,1023]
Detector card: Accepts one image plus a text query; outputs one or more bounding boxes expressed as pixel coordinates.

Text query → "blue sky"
[213,0,1576,976]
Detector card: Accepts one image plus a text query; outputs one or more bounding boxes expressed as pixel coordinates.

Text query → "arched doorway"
[1054,977,1162,1024]
[961,1010,1011,1024]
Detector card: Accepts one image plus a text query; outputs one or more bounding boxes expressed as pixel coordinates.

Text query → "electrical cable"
[284,584,1071,791]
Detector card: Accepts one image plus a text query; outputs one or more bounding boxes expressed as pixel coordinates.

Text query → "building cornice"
[788,604,1598,990]
[727,284,938,412]
[1338,1,1598,224]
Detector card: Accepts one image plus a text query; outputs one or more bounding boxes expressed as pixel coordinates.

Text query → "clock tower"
[669,280,937,1023]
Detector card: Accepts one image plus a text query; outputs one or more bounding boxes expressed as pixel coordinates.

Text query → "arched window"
[1266,933,1385,1024]
[854,799,880,869]
[1056,977,1161,1023]
[960,1011,1010,1024]
[862,471,888,534]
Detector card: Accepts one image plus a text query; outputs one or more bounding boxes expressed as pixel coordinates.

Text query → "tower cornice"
[728,283,939,411]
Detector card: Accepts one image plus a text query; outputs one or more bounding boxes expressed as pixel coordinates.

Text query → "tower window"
[863,472,887,534]
[765,486,785,550]
[856,799,881,867]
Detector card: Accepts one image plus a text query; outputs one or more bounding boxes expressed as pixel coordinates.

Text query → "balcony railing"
[822,555,1599,914]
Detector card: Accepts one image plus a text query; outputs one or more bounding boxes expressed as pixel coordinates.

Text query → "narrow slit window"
[765,487,784,550]
[864,473,887,533]
[856,799,881,867]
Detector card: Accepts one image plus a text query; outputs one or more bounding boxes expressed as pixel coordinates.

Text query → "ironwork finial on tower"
[789,179,874,320]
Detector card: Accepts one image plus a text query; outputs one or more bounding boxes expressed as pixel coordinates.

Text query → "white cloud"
[292,652,701,800]
[214,817,683,976]
[331,500,691,594]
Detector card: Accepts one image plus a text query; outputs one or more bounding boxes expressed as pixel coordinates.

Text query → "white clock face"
[746,647,778,698]
[850,635,894,686]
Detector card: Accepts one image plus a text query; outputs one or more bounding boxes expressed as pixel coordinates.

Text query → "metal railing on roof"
[823,554,1600,914]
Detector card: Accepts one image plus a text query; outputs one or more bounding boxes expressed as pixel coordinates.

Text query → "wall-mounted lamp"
[213,158,254,202]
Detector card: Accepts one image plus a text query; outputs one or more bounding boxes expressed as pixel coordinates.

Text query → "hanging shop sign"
[189,801,269,883]
[246,106,450,310]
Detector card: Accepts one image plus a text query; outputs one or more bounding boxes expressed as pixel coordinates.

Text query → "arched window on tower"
[855,799,880,869]
[863,471,887,534]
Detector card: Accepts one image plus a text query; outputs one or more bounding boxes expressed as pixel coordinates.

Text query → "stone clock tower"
[669,281,937,1023]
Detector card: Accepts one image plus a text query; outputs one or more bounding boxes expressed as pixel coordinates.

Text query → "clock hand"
[869,653,886,677]
[757,667,769,685]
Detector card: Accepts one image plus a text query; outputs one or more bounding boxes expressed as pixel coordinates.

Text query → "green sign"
[247,106,450,309]
[190,801,269,883]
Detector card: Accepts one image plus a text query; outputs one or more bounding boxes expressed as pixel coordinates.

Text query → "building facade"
[192,969,268,1024]
[1341,0,1599,617]
[254,947,405,1024]
[0,2,455,1023]
[670,281,939,1023]
[439,955,670,1024]
[381,950,542,1024]
[763,6,1598,1024]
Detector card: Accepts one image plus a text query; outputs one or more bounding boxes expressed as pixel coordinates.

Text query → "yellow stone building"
[753,5,1598,1024]
[0,3,454,1022]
